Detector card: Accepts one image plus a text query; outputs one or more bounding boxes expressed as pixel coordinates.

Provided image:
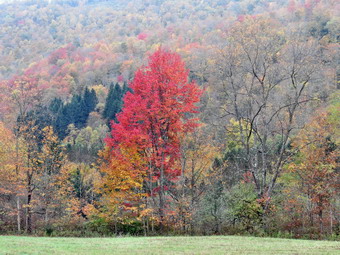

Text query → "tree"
[36,126,66,226]
[103,83,128,125]
[0,76,46,233]
[0,122,21,232]
[97,144,146,234]
[105,48,202,229]
[65,125,108,163]
[83,87,98,115]
[0,76,44,124]
[211,17,325,215]
[55,88,98,139]
[170,127,219,234]
[18,120,41,233]
[283,104,339,236]
[14,119,66,233]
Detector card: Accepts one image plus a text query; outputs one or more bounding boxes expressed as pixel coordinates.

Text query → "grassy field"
[0,235,339,255]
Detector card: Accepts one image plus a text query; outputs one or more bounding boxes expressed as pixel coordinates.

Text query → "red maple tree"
[105,48,202,226]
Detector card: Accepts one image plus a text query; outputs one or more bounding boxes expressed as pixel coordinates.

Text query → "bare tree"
[210,17,327,211]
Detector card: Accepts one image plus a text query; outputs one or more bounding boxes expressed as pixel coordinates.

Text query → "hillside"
[0,0,339,238]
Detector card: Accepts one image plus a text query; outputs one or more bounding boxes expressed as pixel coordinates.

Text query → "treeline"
[0,0,339,240]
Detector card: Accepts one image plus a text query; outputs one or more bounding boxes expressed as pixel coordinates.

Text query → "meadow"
[0,235,339,255]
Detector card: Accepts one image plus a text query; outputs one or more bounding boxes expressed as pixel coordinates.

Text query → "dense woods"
[0,0,339,239]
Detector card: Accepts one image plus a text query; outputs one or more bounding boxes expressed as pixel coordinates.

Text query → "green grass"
[0,235,339,255]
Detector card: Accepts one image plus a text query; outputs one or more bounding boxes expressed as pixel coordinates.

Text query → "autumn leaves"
[101,48,202,230]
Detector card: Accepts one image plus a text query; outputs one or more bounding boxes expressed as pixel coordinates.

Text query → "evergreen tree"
[103,82,127,126]
[49,98,63,116]
[54,88,98,139]
[83,87,98,114]
[103,83,115,119]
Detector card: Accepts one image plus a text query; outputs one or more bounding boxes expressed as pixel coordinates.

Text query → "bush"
[85,216,112,235]
[224,183,264,234]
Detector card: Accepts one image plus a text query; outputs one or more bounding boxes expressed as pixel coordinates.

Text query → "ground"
[0,235,339,255]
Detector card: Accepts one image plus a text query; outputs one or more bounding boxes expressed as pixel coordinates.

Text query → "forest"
[0,0,339,240]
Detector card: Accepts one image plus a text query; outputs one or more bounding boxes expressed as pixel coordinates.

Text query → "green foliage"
[68,163,99,203]
[84,88,99,115]
[103,82,128,126]
[84,216,144,236]
[116,220,144,236]
[55,88,98,139]
[65,124,108,163]
[224,183,264,234]
[85,216,112,236]
[197,170,226,235]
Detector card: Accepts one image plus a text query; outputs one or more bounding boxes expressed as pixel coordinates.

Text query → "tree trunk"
[45,207,48,224]
[26,191,32,233]
[319,207,323,235]
[15,134,21,233]
[158,153,165,232]
[158,188,165,231]
[17,197,21,233]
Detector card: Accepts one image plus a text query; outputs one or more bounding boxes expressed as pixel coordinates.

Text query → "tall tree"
[0,76,45,233]
[211,17,325,214]
[171,127,219,233]
[105,48,202,229]
[37,126,66,225]
[18,120,41,233]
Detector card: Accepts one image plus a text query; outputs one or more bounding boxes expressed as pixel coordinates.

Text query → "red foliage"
[241,171,253,184]
[237,15,245,22]
[137,32,148,40]
[48,46,69,64]
[287,0,296,13]
[6,42,117,100]
[106,48,202,190]
[117,75,124,82]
